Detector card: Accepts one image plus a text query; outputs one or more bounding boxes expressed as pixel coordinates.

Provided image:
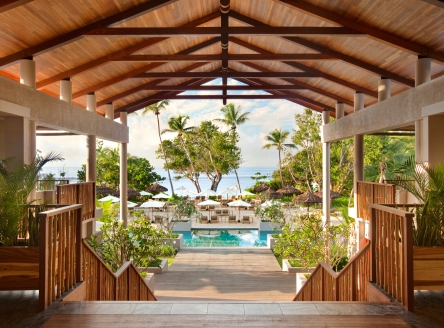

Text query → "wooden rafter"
[230,37,378,98]
[420,0,444,9]
[229,11,415,87]
[0,0,178,68]
[114,54,335,61]
[133,85,306,91]
[279,0,444,63]
[72,37,220,99]
[148,95,305,100]
[86,26,363,37]
[0,0,33,13]
[133,72,318,78]
[36,11,220,89]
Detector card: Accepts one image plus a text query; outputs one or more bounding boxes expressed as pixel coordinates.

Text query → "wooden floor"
[154,248,295,301]
[42,314,409,328]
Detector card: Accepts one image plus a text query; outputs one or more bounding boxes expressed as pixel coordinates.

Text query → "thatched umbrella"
[96,185,117,197]
[253,183,269,193]
[315,191,342,199]
[147,183,168,193]
[112,188,141,198]
[262,187,283,199]
[276,185,302,196]
[294,192,322,211]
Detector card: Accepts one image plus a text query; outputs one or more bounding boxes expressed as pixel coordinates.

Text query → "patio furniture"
[215,209,222,216]
[154,215,164,224]
[200,205,207,211]
[210,215,219,223]
[222,209,229,216]
[242,216,251,224]
[228,215,236,223]
[208,205,215,210]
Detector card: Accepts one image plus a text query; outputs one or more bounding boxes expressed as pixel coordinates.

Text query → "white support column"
[105,103,114,120]
[20,58,36,89]
[354,92,364,208]
[60,78,72,103]
[120,112,128,227]
[322,110,331,226]
[85,92,97,183]
[335,102,344,119]
[415,56,431,163]
[86,92,96,113]
[378,77,391,102]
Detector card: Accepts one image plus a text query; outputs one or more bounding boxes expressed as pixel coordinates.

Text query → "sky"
[36,79,306,169]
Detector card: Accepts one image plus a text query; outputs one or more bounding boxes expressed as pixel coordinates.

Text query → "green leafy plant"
[0,153,63,246]
[393,157,444,246]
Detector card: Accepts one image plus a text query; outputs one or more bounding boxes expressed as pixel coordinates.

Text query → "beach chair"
[154,216,164,224]
[210,215,218,223]
[242,216,250,224]
[228,215,236,223]
[215,209,222,216]
[200,205,206,211]
[208,205,215,210]
[222,209,229,216]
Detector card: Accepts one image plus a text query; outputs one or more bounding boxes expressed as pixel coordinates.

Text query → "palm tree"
[214,103,249,191]
[140,100,175,195]
[162,114,200,191]
[263,128,295,188]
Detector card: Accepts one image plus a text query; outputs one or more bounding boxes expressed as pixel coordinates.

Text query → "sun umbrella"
[176,186,188,191]
[253,183,269,193]
[152,193,170,199]
[140,191,152,196]
[218,188,238,199]
[261,200,281,208]
[175,186,196,197]
[197,189,217,197]
[98,195,120,203]
[315,191,342,199]
[276,185,302,196]
[147,183,168,193]
[127,201,138,208]
[240,190,254,197]
[140,201,165,208]
[198,199,221,220]
[228,200,251,221]
[294,192,322,211]
[96,185,117,197]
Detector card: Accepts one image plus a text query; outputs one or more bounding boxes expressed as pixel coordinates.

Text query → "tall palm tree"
[263,128,295,188]
[214,103,249,191]
[140,100,175,195]
[162,114,200,191]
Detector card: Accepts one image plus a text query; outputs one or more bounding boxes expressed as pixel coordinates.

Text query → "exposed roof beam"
[86,26,363,37]
[133,72,318,78]
[137,85,306,91]
[96,62,208,107]
[72,37,220,99]
[0,0,178,68]
[115,53,335,62]
[229,11,415,87]
[230,36,378,98]
[36,11,220,89]
[279,0,444,63]
[148,95,304,100]
[420,0,444,9]
[0,0,33,13]
[239,61,353,106]
[221,0,230,105]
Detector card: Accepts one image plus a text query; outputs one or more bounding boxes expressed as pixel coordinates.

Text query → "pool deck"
[154,248,295,301]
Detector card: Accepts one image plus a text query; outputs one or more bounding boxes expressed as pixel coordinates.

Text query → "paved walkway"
[154,248,295,301]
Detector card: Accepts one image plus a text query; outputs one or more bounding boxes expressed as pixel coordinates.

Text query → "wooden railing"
[36,179,69,191]
[294,242,371,302]
[82,240,156,301]
[357,181,396,221]
[38,204,83,310]
[370,204,414,311]
[57,182,95,221]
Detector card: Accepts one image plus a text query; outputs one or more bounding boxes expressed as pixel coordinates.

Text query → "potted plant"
[393,158,444,290]
[0,153,63,290]
[255,200,285,232]
[169,196,199,232]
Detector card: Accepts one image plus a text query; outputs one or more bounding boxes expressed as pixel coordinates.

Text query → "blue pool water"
[181,229,268,247]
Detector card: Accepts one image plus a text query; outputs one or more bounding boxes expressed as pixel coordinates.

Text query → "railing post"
[38,214,49,310]
[403,213,415,312]
[370,207,377,283]
[75,208,82,282]
[351,261,357,301]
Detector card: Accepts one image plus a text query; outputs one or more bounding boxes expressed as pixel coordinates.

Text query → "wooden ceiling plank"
[96,62,208,107]
[229,11,414,87]
[72,37,220,99]
[278,0,444,63]
[420,0,444,9]
[36,11,221,89]
[239,61,353,106]
[86,26,363,37]
[0,0,33,13]
[0,0,178,68]
[114,53,335,61]
[230,37,378,98]
[133,72,318,78]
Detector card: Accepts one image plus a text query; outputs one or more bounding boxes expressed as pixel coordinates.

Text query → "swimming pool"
[182,229,268,247]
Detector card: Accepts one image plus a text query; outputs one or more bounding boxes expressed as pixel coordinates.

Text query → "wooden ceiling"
[1,0,444,118]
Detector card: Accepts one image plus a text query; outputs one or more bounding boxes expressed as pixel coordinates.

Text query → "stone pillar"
[20,58,36,89]
[335,102,344,119]
[354,92,364,207]
[85,92,97,183]
[120,112,128,227]
[60,78,72,103]
[105,103,114,120]
[415,56,431,163]
[378,77,391,102]
[322,110,331,226]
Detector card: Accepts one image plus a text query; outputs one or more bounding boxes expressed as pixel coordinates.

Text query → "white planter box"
[171,220,191,232]
[162,234,183,249]
[138,259,168,274]
[259,220,281,232]
[282,259,315,273]
[296,273,308,294]
[267,234,278,249]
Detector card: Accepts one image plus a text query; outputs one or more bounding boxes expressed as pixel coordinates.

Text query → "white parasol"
[228,200,251,220]
[98,195,120,203]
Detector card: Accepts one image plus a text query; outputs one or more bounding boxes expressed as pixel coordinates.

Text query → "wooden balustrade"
[57,182,95,221]
[36,179,69,191]
[357,181,395,221]
[82,241,156,301]
[370,204,414,311]
[38,204,83,310]
[294,242,371,302]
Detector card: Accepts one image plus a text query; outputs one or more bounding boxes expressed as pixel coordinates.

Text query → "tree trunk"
[210,174,223,191]
[180,136,200,192]
[233,167,242,192]
[278,149,284,188]
[157,114,175,195]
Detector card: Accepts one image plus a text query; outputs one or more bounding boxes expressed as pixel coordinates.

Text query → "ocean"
[39,166,277,192]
